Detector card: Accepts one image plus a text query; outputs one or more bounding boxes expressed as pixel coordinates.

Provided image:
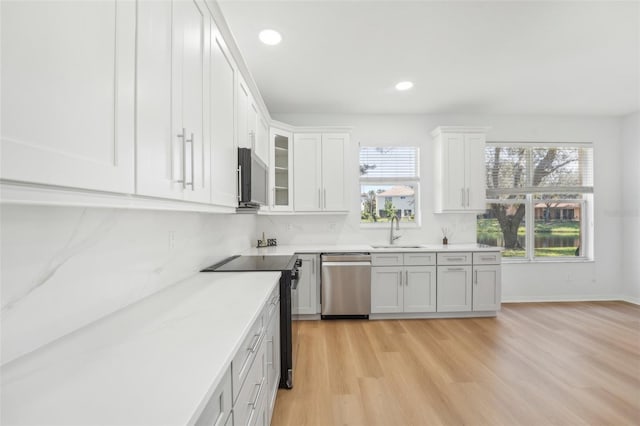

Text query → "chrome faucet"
[389,215,401,245]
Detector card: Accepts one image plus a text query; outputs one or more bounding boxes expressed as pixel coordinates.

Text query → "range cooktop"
[201,255,298,272]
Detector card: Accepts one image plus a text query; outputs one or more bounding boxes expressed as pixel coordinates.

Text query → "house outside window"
[477,143,593,261]
[360,146,420,226]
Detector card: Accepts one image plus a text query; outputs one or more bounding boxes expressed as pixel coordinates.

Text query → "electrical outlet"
[169,231,176,250]
[286,223,293,231]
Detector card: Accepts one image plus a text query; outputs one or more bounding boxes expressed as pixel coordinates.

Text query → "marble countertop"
[1,271,281,426]
[243,243,502,256]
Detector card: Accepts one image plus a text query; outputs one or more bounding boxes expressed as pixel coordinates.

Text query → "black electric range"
[201,255,300,389]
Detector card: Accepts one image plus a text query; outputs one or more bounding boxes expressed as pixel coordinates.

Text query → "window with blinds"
[478,143,594,260]
[359,147,420,225]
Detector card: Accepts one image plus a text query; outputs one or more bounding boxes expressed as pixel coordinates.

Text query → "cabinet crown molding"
[431,126,491,137]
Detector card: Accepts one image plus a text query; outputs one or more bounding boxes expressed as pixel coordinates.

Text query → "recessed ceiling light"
[395,81,414,91]
[259,29,282,46]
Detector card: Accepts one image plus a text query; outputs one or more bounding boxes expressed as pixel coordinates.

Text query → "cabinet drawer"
[371,253,403,266]
[473,252,501,265]
[403,253,436,266]
[265,285,280,324]
[232,310,265,402]
[195,367,232,426]
[234,337,267,426]
[437,252,472,265]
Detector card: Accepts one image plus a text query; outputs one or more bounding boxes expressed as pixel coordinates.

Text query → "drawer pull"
[447,267,464,271]
[247,382,262,407]
[480,256,496,261]
[247,333,261,353]
[446,257,465,261]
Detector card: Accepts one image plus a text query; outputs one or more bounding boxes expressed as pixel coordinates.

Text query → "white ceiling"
[219,1,640,116]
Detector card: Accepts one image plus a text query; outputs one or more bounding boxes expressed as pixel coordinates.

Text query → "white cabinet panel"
[293,254,318,315]
[293,134,322,211]
[371,267,403,313]
[256,115,270,167]
[321,134,347,211]
[433,127,488,213]
[473,265,501,311]
[137,0,209,203]
[404,266,437,313]
[437,266,472,312]
[1,0,135,193]
[210,26,238,207]
[292,132,347,212]
[237,78,250,150]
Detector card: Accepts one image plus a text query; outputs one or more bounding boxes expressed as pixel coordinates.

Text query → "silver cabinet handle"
[324,188,327,209]
[237,165,242,201]
[461,188,464,207]
[448,267,464,271]
[186,132,195,190]
[446,257,465,261]
[272,187,275,206]
[467,188,470,207]
[405,270,409,286]
[399,271,402,286]
[474,270,478,284]
[247,382,261,407]
[318,188,321,208]
[176,128,186,186]
[248,332,261,353]
[266,337,273,367]
[312,258,315,274]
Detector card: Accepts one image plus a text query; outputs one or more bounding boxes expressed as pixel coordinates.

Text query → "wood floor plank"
[271,302,640,426]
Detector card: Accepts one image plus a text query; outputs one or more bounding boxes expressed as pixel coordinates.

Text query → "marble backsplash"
[1,204,257,364]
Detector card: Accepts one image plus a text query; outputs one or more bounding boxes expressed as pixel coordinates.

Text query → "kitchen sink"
[370,244,424,249]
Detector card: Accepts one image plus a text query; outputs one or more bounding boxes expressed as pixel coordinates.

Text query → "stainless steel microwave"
[238,148,268,208]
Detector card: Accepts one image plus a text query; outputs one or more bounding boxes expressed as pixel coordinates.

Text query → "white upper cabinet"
[137,0,210,203]
[237,77,250,150]
[256,115,270,167]
[209,23,238,208]
[270,128,293,211]
[1,0,135,193]
[433,126,488,213]
[293,133,348,212]
[293,134,322,211]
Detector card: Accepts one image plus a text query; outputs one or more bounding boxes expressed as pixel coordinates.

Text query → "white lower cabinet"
[199,285,280,426]
[371,253,436,314]
[293,254,318,315]
[195,368,232,426]
[436,265,473,312]
[473,265,502,312]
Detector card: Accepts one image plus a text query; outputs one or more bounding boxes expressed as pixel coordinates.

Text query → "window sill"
[360,223,421,230]
[502,258,594,265]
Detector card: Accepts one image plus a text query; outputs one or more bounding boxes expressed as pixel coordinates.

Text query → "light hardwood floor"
[272,302,640,426]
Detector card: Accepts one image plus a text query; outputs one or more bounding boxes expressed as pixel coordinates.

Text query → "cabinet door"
[404,266,436,313]
[321,133,347,211]
[256,115,270,167]
[371,267,403,313]
[237,78,250,149]
[441,133,466,211]
[293,134,322,212]
[436,266,472,312]
[266,308,280,415]
[210,27,238,207]
[179,0,209,203]
[248,98,258,151]
[464,133,486,211]
[270,128,293,211]
[473,265,501,311]
[293,254,318,315]
[1,0,135,193]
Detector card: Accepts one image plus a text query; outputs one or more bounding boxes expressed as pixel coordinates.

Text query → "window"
[477,143,593,260]
[359,147,420,225]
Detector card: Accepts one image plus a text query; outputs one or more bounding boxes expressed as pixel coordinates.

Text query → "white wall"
[0,205,257,364]
[266,113,624,302]
[621,112,640,303]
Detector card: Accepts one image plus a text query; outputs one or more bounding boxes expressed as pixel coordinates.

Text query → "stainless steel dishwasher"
[321,253,371,319]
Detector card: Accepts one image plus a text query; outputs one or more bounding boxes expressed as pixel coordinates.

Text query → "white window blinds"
[485,144,593,196]
[359,147,419,179]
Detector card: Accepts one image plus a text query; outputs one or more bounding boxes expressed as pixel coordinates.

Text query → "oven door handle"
[291,279,299,290]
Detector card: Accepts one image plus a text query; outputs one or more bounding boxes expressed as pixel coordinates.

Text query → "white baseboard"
[502,295,628,303]
[620,296,640,305]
